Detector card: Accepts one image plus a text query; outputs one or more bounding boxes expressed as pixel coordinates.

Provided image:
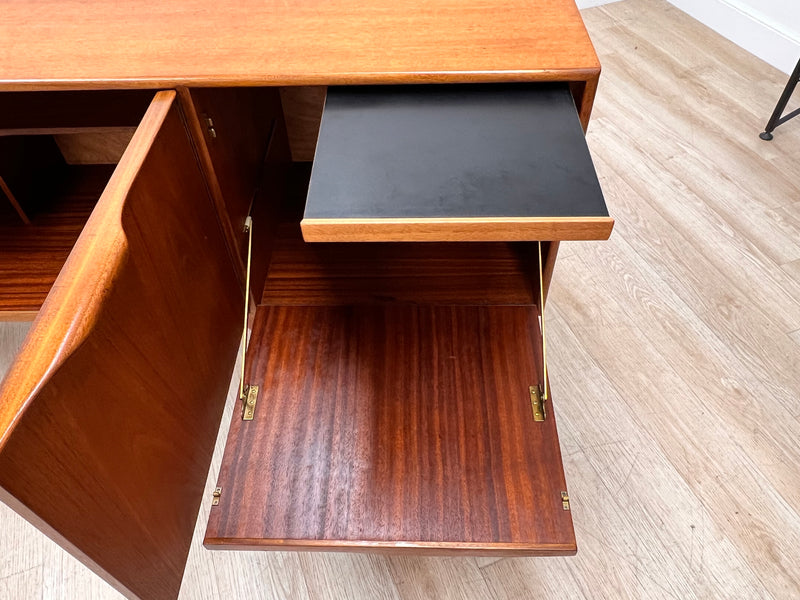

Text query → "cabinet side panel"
[280,87,326,162]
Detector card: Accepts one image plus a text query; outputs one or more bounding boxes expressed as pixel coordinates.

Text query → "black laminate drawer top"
[301,84,613,242]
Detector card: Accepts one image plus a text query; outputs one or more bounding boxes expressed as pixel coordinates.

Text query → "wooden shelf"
[206,304,575,554]
[0,165,113,319]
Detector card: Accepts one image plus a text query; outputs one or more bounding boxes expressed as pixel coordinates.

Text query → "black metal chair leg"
[760,57,800,140]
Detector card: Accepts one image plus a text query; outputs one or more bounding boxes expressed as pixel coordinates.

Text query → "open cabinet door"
[0,91,242,599]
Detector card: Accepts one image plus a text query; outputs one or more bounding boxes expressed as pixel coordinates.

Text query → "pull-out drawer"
[302,84,613,242]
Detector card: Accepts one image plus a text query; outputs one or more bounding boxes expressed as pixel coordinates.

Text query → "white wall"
[576,0,799,75]
[665,0,800,74]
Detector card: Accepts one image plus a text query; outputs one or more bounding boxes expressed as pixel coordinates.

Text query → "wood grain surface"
[0,0,598,85]
[0,90,158,318]
[247,113,293,303]
[262,234,539,307]
[301,217,614,243]
[2,2,800,598]
[0,92,241,600]
[0,1,600,125]
[206,305,574,555]
[0,176,30,224]
[53,128,137,165]
[279,87,327,162]
[179,87,293,296]
[176,87,246,285]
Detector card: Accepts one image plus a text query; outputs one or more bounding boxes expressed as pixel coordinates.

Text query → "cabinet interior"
[204,162,573,552]
[0,90,153,318]
[260,165,543,307]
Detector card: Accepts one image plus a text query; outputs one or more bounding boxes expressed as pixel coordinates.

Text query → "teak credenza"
[0,2,613,598]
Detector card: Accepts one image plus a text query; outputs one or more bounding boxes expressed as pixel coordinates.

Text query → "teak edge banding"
[0,91,175,450]
[300,216,614,242]
[203,538,577,556]
[0,68,600,92]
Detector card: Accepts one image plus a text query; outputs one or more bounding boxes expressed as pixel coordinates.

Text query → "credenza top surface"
[0,0,599,91]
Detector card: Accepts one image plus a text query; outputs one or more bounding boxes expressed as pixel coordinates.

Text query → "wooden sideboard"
[0,2,612,599]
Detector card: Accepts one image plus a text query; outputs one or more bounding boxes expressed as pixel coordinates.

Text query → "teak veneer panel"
[0,1,600,125]
[301,217,614,243]
[279,87,327,162]
[53,128,137,165]
[206,305,575,554]
[0,92,242,600]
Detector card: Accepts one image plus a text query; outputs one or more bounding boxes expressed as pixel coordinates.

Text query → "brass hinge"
[561,491,570,511]
[204,116,217,139]
[530,385,546,422]
[212,487,222,506]
[239,216,257,421]
[242,385,259,421]
[533,241,550,422]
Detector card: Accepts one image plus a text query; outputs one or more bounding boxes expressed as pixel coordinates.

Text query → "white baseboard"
[666,0,800,74]
[576,0,622,9]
